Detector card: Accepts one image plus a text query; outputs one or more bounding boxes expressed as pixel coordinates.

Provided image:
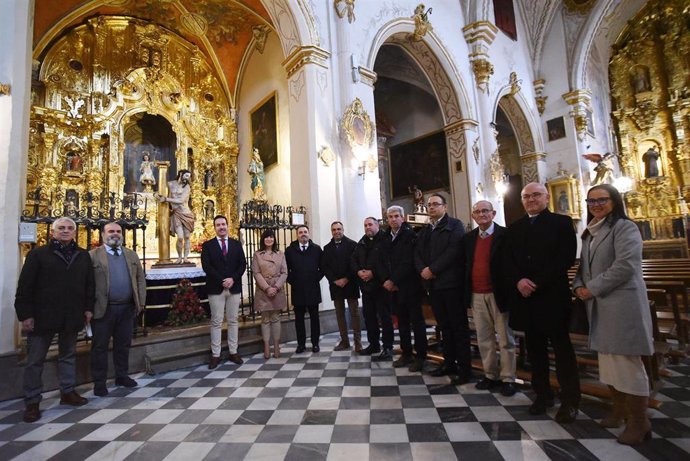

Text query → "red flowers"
[166,278,206,326]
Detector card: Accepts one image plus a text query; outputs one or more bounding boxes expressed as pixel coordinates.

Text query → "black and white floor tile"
[1,333,689,460]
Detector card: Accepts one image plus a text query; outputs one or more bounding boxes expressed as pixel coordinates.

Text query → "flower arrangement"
[166,278,206,326]
[191,241,203,254]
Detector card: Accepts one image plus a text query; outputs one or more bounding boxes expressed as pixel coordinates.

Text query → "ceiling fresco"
[34,0,274,104]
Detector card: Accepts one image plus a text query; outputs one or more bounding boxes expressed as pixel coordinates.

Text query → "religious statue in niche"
[204,168,215,190]
[157,170,195,264]
[65,150,83,173]
[557,191,569,214]
[632,66,651,93]
[139,152,156,192]
[408,185,426,214]
[248,147,266,201]
[642,147,660,177]
[65,189,79,215]
[204,200,215,220]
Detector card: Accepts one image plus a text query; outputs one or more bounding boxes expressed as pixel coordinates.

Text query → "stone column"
[0,0,34,354]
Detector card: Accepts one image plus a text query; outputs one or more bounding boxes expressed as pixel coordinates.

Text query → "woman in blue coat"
[573,184,653,445]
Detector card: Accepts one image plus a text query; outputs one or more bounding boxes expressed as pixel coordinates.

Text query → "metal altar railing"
[239,200,308,320]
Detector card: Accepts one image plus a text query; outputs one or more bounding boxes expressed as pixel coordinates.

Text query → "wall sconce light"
[357,161,366,177]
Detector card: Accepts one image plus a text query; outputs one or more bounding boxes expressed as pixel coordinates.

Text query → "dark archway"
[123,113,177,194]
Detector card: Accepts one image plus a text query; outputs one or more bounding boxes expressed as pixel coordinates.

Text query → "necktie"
[111,246,119,256]
[221,239,227,256]
[480,231,488,239]
[302,245,307,252]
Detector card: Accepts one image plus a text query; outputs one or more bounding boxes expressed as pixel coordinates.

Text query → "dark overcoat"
[385,223,421,297]
[201,237,246,295]
[15,243,95,333]
[321,235,360,300]
[460,224,509,312]
[350,230,390,293]
[503,210,576,332]
[413,214,465,291]
[285,240,324,305]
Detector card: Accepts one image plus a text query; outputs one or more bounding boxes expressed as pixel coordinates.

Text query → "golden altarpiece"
[609,0,690,256]
[25,16,239,255]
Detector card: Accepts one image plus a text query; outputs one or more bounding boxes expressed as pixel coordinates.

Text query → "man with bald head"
[90,222,146,397]
[460,200,516,396]
[504,182,580,423]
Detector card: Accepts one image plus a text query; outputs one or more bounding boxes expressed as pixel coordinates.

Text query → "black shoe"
[372,348,393,361]
[358,345,381,356]
[555,404,578,423]
[227,353,244,365]
[429,363,458,377]
[475,377,501,390]
[500,382,517,397]
[312,345,320,353]
[392,354,414,368]
[529,397,555,415]
[23,403,41,423]
[295,345,306,353]
[450,373,472,385]
[115,377,137,388]
[408,358,425,373]
[94,383,109,397]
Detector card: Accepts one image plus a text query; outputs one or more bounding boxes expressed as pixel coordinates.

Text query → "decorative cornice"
[282,45,330,78]
[462,21,499,46]
[562,89,592,107]
[444,119,479,134]
[521,151,547,162]
[470,57,494,93]
[357,66,378,87]
[562,88,592,141]
[533,79,547,115]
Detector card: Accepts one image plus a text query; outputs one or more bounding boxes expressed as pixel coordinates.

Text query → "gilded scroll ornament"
[471,58,494,93]
[334,0,355,23]
[0,83,9,95]
[410,4,433,42]
[341,98,374,151]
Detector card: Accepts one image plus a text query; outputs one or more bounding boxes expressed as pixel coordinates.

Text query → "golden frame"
[547,175,581,219]
[249,91,279,169]
[341,97,374,151]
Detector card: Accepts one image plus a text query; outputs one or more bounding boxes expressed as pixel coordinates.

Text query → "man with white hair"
[89,222,147,397]
[15,217,95,423]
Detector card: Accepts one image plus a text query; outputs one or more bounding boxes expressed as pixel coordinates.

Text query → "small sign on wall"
[19,222,37,243]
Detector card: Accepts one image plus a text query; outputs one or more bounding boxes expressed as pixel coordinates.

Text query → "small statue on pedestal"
[157,169,195,264]
[139,152,156,192]
[248,147,267,201]
[409,185,426,214]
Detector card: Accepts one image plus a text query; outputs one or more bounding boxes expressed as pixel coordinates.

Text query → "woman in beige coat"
[252,229,288,358]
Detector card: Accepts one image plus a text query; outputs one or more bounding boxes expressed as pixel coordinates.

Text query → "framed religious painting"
[547,175,581,219]
[546,116,566,141]
[389,130,450,199]
[250,92,279,169]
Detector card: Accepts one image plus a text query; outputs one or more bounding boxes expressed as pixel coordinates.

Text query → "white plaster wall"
[237,33,291,206]
[0,0,33,355]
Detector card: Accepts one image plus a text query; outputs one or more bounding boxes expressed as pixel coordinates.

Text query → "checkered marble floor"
[1,333,690,461]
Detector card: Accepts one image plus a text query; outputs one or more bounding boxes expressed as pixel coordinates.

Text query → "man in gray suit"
[90,222,146,397]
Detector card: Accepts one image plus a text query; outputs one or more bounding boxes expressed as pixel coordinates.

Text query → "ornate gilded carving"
[563,89,592,141]
[318,146,335,167]
[533,79,547,115]
[563,0,596,15]
[252,25,271,54]
[0,83,9,95]
[508,72,521,96]
[410,4,433,42]
[282,45,330,78]
[341,98,374,152]
[470,57,494,93]
[334,0,355,23]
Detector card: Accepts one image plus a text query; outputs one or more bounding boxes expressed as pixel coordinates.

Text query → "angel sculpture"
[582,152,616,186]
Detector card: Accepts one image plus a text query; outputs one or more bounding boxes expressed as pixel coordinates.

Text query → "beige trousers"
[208,290,241,357]
[261,310,281,343]
[471,292,516,382]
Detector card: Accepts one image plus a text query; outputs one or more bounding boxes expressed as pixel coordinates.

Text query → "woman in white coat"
[573,184,653,445]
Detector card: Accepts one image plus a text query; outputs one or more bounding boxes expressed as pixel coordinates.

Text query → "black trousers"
[525,323,581,406]
[362,289,393,350]
[91,303,135,384]
[393,290,427,358]
[430,287,471,376]
[294,304,320,347]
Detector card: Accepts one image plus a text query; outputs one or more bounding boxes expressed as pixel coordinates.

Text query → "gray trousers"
[24,330,78,404]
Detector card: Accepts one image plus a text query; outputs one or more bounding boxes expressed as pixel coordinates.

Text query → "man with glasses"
[504,182,580,423]
[461,201,516,396]
[414,193,471,384]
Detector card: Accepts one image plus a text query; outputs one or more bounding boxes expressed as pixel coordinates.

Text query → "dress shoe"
[429,363,458,377]
[555,404,579,423]
[312,345,320,353]
[115,377,137,388]
[227,353,244,365]
[450,373,472,385]
[23,403,41,423]
[358,344,381,356]
[334,341,350,351]
[93,383,109,397]
[500,382,517,397]
[529,397,555,415]
[295,345,306,353]
[208,355,221,369]
[354,341,363,353]
[60,391,88,407]
[408,358,425,373]
[475,377,501,390]
[372,348,393,361]
[392,353,414,368]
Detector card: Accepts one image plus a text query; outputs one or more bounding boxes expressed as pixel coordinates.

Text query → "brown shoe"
[354,340,363,353]
[23,403,41,423]
[227,353,244,365]
[60,391,88,407]
[334,341,351,351]
[208,355,221,369]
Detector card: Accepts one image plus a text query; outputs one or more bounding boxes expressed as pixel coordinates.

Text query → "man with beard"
[15,217,95,422]
[89,222,147,397]
[352,217,393,360]
[159,169,195,263]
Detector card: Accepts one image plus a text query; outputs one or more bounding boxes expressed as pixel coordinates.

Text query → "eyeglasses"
[472,208,493,215]
[585,197,611,206]
[427,202,444,208]
[521,192,544,201]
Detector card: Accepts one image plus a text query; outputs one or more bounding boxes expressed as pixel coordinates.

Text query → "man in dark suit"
[321,221,362,352]
[352,217,393,360]
[285,225,324,353]
[414,193,470,384]
[504,182,580,423]
[385,206,427,372]
[460,201,516,396]
[201,215,246,369]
